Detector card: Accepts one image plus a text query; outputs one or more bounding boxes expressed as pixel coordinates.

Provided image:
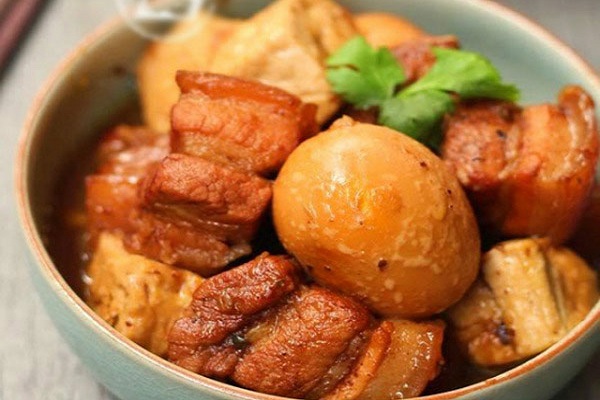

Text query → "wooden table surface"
[1,1,599,399]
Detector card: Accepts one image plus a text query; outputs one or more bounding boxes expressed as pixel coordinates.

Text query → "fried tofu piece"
[171,71,318,175]
[482,240,566,355]
[445,280,514,366]
[87,232,203,357]
[210,0,358,124]
[448,238,599,366]
[442,86,600,244]
[137,13,241,132]
[546,246,600,330]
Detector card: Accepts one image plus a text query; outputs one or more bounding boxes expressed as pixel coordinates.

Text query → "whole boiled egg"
[273,117,480,318]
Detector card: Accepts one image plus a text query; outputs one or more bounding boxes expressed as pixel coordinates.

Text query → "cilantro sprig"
[326,37,406,108]
[326,36,520,145]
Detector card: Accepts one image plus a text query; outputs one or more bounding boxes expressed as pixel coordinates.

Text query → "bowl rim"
[15,0,600,399]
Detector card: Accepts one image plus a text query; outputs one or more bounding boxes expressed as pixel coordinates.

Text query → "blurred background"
[0,1,598,399]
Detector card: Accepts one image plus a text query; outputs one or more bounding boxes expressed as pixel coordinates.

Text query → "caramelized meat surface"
[123,213,251,276]
[171,71,318,176]
[168,253,444,399]
[141,153,272,238]
[322,320,444,400]
[86,174,139,240]
[233,286,371,398]
[442,86,600,244]
[95,125,169,178]
[168,254,302,376]
[391,35,460,84]
[86,124,273,275]
[86,173,251,276]
[87,232,203,356]
[352,320,444,400]
[88,70,319,274]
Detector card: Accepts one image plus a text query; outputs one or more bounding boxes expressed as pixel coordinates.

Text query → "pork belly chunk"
[86,174,139,240]
[87,124,270,275]
[141,153,272,240]
[86,173,251,276]
[87,125,168,238]
[391,35,460,84]
[95,125,169,178]
[87,232,203,356]
[168,253,372,396]
[442,86,600,244]
[441,100,520,196]
[233,286,371,398]
[325,320,444,400]
[124,212,252,276]
[171,71,318,176]
[168,253,444,398]
[168,254,302,377]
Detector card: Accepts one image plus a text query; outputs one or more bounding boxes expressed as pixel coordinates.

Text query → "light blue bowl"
[16,1,600,399]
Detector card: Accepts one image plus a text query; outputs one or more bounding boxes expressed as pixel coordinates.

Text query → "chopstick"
[0,0,15,19]
[0,0,48,75]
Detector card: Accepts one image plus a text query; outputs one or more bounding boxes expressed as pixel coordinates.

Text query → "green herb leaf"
[325,37,520,146]
[379,90,455,143]
[326,36,406,109]
[402,47,520,101]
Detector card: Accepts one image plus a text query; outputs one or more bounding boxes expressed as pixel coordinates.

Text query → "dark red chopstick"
[0,0,15,19]
[0,0,47,74]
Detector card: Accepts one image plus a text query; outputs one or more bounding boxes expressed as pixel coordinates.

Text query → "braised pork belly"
[391,35,460,84]
[140,153,272,242]
[86,73,318,275]
[171,71,318,176]
[442,86,599,244]
[168,254,444,399]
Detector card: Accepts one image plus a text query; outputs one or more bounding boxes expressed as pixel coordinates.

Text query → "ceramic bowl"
[15,0,600,399]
